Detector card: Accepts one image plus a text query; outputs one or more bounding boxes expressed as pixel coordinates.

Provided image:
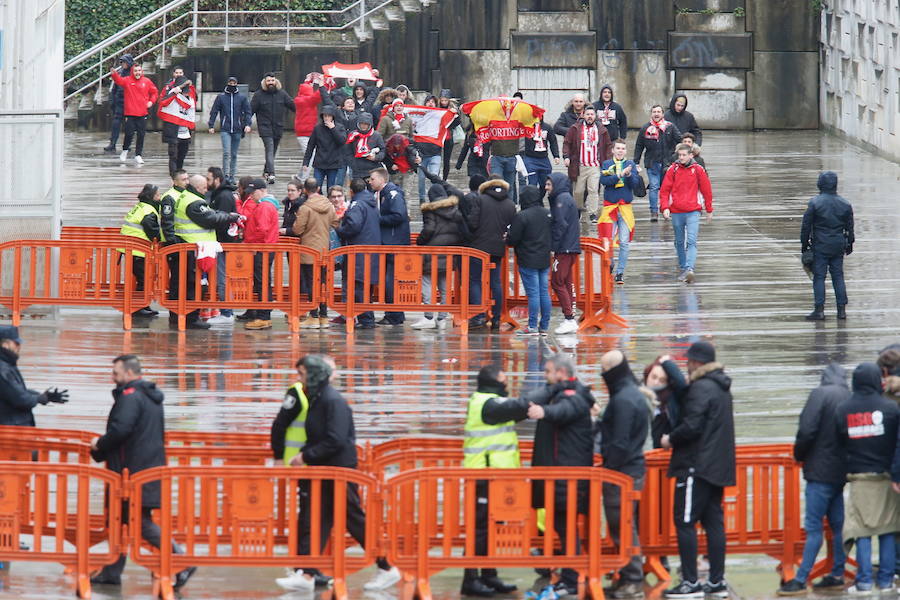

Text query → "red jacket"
[659,160,713,214]
[294,83,322,137]
[242,196,280,243]
[110,71,158,117]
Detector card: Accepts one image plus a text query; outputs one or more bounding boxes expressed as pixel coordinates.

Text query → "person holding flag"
[157,75,196,177]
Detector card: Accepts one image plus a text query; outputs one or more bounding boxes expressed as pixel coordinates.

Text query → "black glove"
[43,387,69,404]
[422,168,443,184]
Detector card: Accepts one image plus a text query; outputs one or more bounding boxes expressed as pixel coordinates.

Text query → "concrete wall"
[820,0,900,162]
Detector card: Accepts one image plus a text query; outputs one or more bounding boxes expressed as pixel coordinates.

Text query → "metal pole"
[162,13,168,66]
[285,0,290,50]
[191,0,199,47]
[360,0,365,39]
[224,0,230,51]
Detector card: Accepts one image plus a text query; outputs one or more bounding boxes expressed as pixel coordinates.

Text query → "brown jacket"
[562,120,612,181]
[292,193,337,264]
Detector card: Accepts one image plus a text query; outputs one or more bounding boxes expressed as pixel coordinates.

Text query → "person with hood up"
[0,326,68,427]
[661,341,734,600]
[553,93,588,137]
[837,363,900,594]
[664,94,702,146]
[90,354,196,590]
[507,185,552,335]
[350,82,378,115]
[158,75,196,177]
[251,72,296,184]
[346,113,386,180]
[303,104,348,191]
[241,179,281,330]
[466,178,516,330]
[598,350,650,600]
[643,355,688,449]
[633,105,682,221]
[335,178,381,329]
[293,77,328,178]
[800,171,854,321]
[293,178,337,328]
[600,139,642,284]
[563,105,613,224]
[110,63,158,164]
[593,85,628,141]
[547,172,581,335]
[520,118,559,189]
[118,183,163,318]
[104,54,134,153]
[208,76,253,185]
[776,363,850,596]
[372,86,401,125]
[660,144,713,284]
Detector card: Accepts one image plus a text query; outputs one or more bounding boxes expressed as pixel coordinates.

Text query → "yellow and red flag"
[461,96,545,152]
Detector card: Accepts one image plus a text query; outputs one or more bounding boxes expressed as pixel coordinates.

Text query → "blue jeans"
[518,266,551,331]
[812,252,848,307]
[216,251,233,317]
[856,534,895,588]
[220,131,242,182]
[795,481,845,584]
[490,155,518,203]
[469,256,502,325]
[314,168,340,191]
[336,166,348,187]
[647,162,663,213]
[613,212,631,275]
[523,155,552,189]
[418,155,442,203]
[670,211,700,271]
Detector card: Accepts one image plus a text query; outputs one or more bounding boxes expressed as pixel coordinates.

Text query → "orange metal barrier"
[128,465,378,600]
[384,466,637,600]
[0,462,123,598]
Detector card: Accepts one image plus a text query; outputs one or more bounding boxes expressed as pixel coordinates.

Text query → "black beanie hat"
[468,174,487,192]
[687,341,716,364]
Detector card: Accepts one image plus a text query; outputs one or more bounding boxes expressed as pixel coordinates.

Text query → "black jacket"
[418,192,464,247]
[650,360,689,448]
[0,348,40,426]
[664,94,702,145]
[466,179,517,258]
[633,120,682,169]
[336,190,381,283]
[456,132,489,176]
[553,105,583,137]
[800,171,855,257]
[303,109,348,170]
[159,186,183,245]
[301,384,359,468]
[548,172,580,254]
[521,122,559,159]
[377,182,411,245]
[109,58,133,117]
[281,195,304,236]
[91,378,166,508]
[837,362,899,475]
[794,363,849,485]
[347,129,386,179]
[667,362,736,487]
[507,186,551,270]
[599,359,650,479]
[208,183,239,243]
[593,85,628,141]
[177,187,239,242]
[250,78,295,137]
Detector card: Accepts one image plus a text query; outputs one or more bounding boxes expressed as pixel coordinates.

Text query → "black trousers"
[552,481,582,588]
[300,264,327,317]
[167,139,190,177]
[98,506,180,578]
[603,477,644,583]
[108,114,123,148]
[382,254,404,324]
[462,480,502,582]
[250,252,274,320]
[673,475,725,584]
[123,115,148,155]
[442,139,455,181]
[167,250,201,322]
[262,134,282,175]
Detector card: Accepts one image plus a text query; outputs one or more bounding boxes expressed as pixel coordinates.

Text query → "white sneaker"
[363,566,401,590]
[436,318,449,330]
[134,155,144,164]
[410,317,436,330]
[554,319,578,335]
[206,314,235,325]
[275,569,315,591]
[119,150,128,162]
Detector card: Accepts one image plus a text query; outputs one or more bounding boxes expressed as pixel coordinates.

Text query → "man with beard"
[251,72,296,184]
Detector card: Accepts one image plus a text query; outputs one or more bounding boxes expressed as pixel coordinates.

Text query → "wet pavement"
[2,128,899,598]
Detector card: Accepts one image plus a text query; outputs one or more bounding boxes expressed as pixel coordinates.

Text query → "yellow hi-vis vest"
[118,201,159,257]
[283,383,310,466]
[173,190,216,243]
[463,392,520,468]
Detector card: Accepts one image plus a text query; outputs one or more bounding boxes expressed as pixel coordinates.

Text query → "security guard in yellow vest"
[275,382,309,466]
[159,169,189,244]
[119,184,163,317]
[166,174,241,329]
[460,365,523,597]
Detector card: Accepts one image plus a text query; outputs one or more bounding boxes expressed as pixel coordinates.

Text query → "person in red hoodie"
[110,64,158,164]
[241,179,281,330]
[293,75,328,178]
[659,143,713,284]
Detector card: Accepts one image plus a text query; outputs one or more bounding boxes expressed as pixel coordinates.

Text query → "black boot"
[461,569,495,597]
[805,304,825,321]
[837,304,847,320]
[481,569,517,593]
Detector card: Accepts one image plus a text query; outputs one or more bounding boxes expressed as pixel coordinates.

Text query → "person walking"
[347,113,386,181]
[205,167,240,325]
[599,350,650,599]
[207,76,252,185]
[109,64,158,165]
[488,117,523,204]
[633,105,681,222]
[89,355,196,589]
[521,119,559,189]
[0,326,68,427]
[776,363,850,596]
[664,94,702,146]
[293,178,337,328]
[251,72,296,184]
[659,144,713,284]
[118,183,163,318]
[553,93,588,137]
[158,75,196,177]
[104,54,133,153]
[675,133,706,171]
[593,85,628,142]
[438,89,462,180]
[563,105,612,224]
[271,355,402,592]
[335,178,381,329]
[599,139,642,284]
[547,172,580,335]
[661,341,735,599]
[303,105,348,191]
[293,79,325,178]
[837,363,900,594]
[507,185,552,336]
[415,97,446,204]
[241,179,281,330]
[368,167,410,326]
[801,171,854,321]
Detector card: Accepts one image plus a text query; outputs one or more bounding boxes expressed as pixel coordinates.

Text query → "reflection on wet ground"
[2,129,898,598]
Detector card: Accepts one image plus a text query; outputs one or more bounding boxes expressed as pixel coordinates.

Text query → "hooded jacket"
[521,121,560,159]
[659,158,713,214]
[507,186,552,270]
[303,105,348,170]
[800,171,855,257]
[347,121,386,178]
[418,188,464,247]
[376,182,410,245]
[109,55,134,117]
[91,378,166,508]
[336,190,381,283]
[563,118,613,181]
[0,347,41,427]
[251,78,295,137]
[593,85,628,141]
[667,361,736,487]
[208,183,239,243]
[600,358,650,478]
[300,357,359,468]
[794,363,850,485]
[466,179,517,257]
[110,69,159,118]
[292,193,337,264]
[837,362,900,475]
[664,94,702,145]
[548,172,581,254]
[293,82,324,137]
[633,118,682,169]
[208,84,252,135]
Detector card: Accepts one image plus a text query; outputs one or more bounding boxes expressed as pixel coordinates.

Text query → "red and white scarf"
[580,123,599,167]
[644,118,672,141]
[347,129,375,158]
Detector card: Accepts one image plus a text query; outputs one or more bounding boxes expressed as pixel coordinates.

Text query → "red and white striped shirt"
[579,123,600,167]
